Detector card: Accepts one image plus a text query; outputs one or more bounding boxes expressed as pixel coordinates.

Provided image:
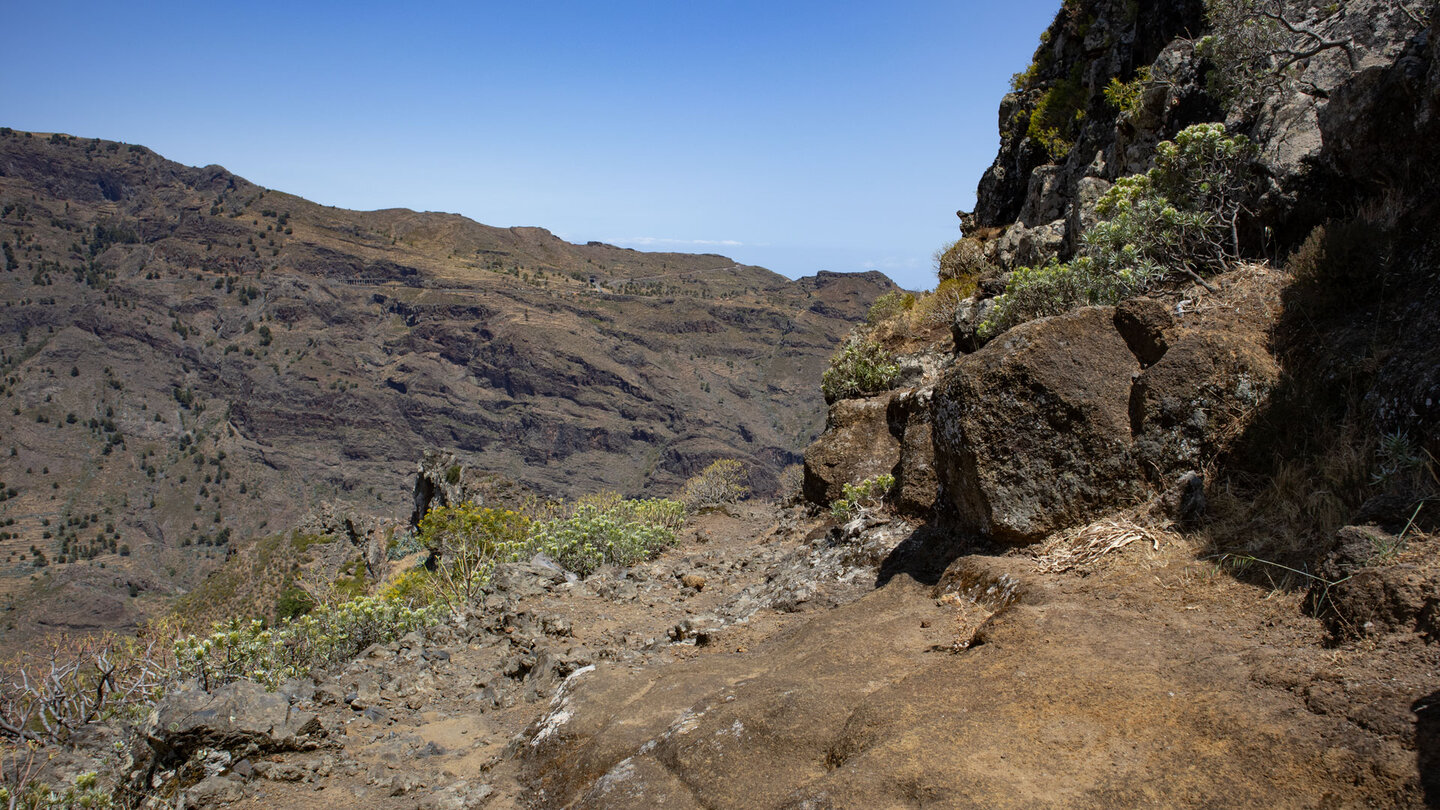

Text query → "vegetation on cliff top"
[981,123,1256,337]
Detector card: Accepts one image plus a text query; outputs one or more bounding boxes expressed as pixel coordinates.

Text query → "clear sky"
[2,1,1061,291]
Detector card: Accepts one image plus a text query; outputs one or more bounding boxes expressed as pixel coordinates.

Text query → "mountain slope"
[0,129,894,637]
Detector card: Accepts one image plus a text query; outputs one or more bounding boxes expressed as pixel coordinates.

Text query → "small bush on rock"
[866,291,916,325]
[822,337,900,402]
[417,504,531,611]
[1198,0,1359,112]
[830,473,895,522]
[935,237,991,285]
[1103,66,1151,117]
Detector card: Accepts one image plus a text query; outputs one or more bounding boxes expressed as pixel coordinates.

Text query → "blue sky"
[2,1,1061,290]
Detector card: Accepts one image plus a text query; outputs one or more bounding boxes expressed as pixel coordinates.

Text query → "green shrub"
[1102,66,1151,116]
[821,337,900,402]
[417,504,531,611]
[386,528,425,560]
[0,769,112,809]
[830,474,896,521]
[274,585,316,622]
[331,558,369,599]
[529,495,685,577]
[174,594,439,689]
[935,237,992,284]
[866,291,915,325]
[1010,61,1040,91]
[1197,0,1303,110]
[1026,67,1086,160]
[680,459,750,511]
[981,123,1255,337]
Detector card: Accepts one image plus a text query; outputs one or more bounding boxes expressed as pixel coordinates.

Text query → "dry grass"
[1032,511,1180,573]
[1199,415,1378,574]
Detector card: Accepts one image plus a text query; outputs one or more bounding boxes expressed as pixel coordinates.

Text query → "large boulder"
[143,680,323,770]
[888,388,938,516]
[1129,329,1278,483]
[802,396,900,506]
[934,307,1144,543]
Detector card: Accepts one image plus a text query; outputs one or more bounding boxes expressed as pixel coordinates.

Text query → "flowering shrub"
[680,459,750,511]
[174,595,439,690]
[417,505,531,613]
[410,494,684,597]
[821,337,900,402]
[981,123,1255,338]
[529,496,684,577]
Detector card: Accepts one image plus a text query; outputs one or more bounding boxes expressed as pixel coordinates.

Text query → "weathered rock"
[1067,175,1113,247]
[994,218,1067,268]
[1112,297,1173,367]
[951,296,998,355]
[143,680,323,770]
[1323,560,1440,640]
[1129,329,1278,483]
[1314,525,1440,640]
[412,450,470,528]
[420,780,495,810]
[802,396,900,506]
[934,307,1144,543]
[185,774,244,805]
[887,388,938,516]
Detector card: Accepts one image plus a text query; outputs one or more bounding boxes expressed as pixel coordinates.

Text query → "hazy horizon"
[3,1,1063,290]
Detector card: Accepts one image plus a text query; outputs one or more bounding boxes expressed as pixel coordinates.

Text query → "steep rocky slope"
[5,1,1440,807]
[0,133,893,638]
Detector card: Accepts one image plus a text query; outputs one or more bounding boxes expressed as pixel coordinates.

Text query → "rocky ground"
[136,500,1436,809]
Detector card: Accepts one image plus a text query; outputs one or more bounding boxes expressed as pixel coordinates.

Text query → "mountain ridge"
[0,128,895,639]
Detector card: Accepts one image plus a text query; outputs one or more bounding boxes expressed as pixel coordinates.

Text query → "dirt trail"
[208,506,1437,809]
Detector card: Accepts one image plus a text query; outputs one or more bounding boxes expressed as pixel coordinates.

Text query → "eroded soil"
[198,504,1437,809]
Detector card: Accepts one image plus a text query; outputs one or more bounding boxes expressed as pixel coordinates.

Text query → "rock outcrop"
[801,397,900,507]
[934,307,1144,543]
[931,267,1280,544]
[801,385,941,517]
[136,679,323,793]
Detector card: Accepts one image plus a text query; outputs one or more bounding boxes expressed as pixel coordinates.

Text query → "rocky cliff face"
[0,133,894,638]
[809,0,1439,546]
[971,0,1434,274]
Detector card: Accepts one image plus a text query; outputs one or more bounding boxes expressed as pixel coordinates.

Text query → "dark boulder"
[142,680,322,771]
[933,307,1144,543]
[1128,329,1278,484]
[802,396,900,507]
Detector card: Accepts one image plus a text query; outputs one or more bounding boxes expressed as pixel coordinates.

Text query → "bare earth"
[197,504,1436,809]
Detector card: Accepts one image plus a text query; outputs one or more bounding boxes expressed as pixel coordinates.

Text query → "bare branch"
[1398,2,1429,28]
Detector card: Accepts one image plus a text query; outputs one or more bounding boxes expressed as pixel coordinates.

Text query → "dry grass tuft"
[1033,512,1179,573]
